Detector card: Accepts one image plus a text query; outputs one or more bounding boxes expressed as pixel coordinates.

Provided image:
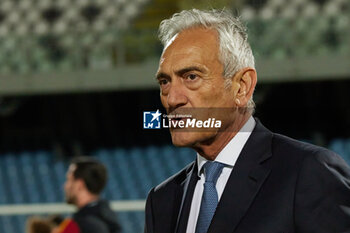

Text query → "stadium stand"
[241,0,350,58]
[0,0,151,74]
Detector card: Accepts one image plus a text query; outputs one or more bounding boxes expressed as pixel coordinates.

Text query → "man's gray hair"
[158,9,256,109]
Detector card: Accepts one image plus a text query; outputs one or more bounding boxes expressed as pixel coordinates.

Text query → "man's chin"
[170,130,214,147]
[170,130,193,147]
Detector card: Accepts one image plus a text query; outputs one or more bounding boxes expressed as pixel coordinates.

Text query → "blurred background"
[0,0,349,232]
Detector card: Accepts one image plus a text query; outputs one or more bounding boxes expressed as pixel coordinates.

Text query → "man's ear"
[75,179,86,191]
[233,67,257,107]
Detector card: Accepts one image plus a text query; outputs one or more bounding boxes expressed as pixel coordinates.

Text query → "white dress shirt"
[186,116,256,233]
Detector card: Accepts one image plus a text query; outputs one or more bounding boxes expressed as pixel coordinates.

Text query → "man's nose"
[167,83,188,111]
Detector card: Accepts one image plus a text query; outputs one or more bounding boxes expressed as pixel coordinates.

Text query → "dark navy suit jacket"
[145,121,350,233]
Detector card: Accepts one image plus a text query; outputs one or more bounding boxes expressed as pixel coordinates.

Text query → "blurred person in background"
[47,215,64,228]
[145,9,350,233]
[26,214,79,233]
[62,156,121,233]
[52,218,80,233]
[26,215,65,233]
[26,216,52,233]
[46,215,65,233]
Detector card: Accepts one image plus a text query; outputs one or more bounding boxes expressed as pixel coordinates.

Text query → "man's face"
[156,27,237,147]
[64,164,79,205]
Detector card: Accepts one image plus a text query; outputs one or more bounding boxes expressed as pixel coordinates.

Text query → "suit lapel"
[153,162,197,233]
[208,120,273,233]
[175,162,199,233]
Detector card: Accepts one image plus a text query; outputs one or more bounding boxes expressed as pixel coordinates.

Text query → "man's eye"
[158,79,169,85]
[186,74,198,80]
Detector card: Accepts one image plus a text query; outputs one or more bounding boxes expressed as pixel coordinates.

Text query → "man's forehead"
[160,45,203,65]
[163,33,179,52]
[158,28,220,72]
[166,27,217,46]
[161,28,218,56]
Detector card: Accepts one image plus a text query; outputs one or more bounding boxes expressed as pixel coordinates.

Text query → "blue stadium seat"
[0,216,16,233]
[329,138,350,164]
[3,153,25,204]
[95,149,123,200]
[33,151,57,203]
[129,146,155,198]
[18,152,41,203]
[52,160,68,202]
[0,158,10,204]
[344,139,350,165]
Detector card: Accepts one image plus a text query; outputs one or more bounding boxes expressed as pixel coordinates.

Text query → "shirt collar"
[196,116,256,177]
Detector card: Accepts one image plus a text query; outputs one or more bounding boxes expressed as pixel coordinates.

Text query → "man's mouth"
[168,117,192,129]
[169,116,192,121]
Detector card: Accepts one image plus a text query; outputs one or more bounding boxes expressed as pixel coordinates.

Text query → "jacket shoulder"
[272,133,345,163]
[272,133,350,189]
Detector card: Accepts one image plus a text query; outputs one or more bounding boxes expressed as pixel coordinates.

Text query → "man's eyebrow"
[155,65,208,80]
[175,66,208,76]
[155,72,171,81]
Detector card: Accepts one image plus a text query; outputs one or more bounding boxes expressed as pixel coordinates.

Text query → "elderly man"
[145,9,350,233]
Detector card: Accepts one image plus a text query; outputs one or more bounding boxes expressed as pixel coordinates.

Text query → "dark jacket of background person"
[73,199,121,233]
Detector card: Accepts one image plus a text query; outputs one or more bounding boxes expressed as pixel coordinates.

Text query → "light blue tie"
[195,161,225,233]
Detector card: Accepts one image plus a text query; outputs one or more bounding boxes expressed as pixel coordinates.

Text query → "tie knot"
[203,161,224,184]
